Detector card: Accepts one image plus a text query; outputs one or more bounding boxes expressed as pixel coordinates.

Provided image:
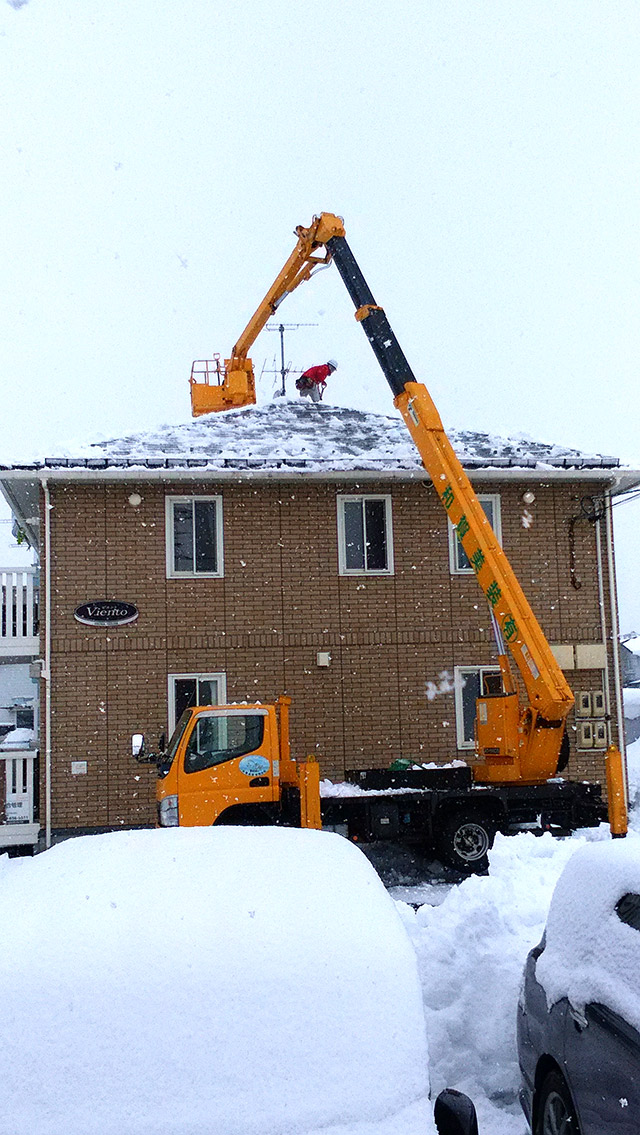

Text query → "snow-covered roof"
[623,635,640,657]
[0,400,622,475]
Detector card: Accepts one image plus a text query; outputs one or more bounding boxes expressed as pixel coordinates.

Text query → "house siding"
[40,477,620,832]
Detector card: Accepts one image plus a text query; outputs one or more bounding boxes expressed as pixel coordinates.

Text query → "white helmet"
[327,359,338,370]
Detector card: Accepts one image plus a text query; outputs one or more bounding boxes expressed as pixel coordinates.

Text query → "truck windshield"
[157,711,192,778]
[184,713,265,774]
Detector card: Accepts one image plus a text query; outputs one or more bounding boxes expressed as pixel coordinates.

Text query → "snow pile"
[536,839,640,1031]
[623,686,640,719]
[0,726,35,749]
[399,832,593,1115]
[0,826,431,1135]
[321,779,424,797]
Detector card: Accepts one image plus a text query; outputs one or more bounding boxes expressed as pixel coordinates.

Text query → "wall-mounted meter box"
[578,721,594,749]
[592,691,606,718]
[576,692,592,718]
[594,721,608,748]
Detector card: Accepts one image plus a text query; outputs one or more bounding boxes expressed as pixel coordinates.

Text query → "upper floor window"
[337,495,394,575]
[448,494,501,575]
[166,496,223,578]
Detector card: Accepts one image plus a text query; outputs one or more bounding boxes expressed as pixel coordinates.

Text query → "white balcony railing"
[0,567,39,656]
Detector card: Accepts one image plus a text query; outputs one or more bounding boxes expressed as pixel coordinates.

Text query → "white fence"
[0,567,39,656]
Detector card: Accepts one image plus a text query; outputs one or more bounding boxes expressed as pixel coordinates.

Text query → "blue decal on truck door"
[238,756,270,777]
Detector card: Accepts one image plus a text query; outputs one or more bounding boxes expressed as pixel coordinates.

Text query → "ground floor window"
[168,672,227,733]
[454,665,501,749]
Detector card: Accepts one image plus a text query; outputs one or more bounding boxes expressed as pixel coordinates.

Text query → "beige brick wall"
[40,476,619,830]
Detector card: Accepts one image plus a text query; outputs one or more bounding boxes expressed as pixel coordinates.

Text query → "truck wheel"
[437,810,496,873]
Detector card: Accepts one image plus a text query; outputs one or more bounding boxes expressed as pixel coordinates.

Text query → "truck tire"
[436,809,496,873]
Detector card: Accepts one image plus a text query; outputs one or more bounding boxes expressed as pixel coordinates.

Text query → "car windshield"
[184,712,265,773]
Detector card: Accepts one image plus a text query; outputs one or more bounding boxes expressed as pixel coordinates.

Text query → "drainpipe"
[43,479,52,849]
[594,514,611,743]
[604,489,626,768]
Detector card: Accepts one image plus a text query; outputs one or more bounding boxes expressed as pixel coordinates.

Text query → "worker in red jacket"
[296,359,337,402]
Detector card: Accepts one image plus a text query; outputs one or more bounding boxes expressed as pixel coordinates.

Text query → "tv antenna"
[266,322,318,396]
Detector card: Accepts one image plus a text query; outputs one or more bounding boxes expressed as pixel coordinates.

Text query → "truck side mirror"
[434,1089,478,1135]
[131,734,145,759]
[158,732,166,754]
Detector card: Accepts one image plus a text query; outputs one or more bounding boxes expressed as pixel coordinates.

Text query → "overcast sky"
[1,1,639,627]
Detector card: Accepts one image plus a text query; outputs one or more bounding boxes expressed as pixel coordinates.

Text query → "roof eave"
[0,464,632,486]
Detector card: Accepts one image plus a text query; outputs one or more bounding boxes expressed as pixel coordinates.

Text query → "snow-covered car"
[1,826,477,1135]
[517,840,640,1134]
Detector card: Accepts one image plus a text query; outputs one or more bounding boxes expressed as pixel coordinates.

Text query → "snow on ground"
[393,735,640,1133]
[3,744,640,1134]
[398,830,608,1134]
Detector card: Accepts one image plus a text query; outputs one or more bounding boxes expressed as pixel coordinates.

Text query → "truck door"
[177,708,279,826]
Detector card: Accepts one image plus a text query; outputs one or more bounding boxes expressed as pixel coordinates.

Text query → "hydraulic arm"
[323,227,574,784]
[190,215,345,415]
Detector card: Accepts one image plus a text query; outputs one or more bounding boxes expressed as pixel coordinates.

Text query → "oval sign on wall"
[74,600,139,627]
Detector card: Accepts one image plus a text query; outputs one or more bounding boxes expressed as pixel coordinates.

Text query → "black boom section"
[326,235,418,398]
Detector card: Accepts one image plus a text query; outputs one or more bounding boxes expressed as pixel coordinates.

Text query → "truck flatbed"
[318,769,605,872]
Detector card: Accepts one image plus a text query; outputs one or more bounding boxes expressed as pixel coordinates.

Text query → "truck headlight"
[158,795,179,827]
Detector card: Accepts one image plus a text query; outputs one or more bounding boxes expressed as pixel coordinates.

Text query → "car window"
[615,893,640,931]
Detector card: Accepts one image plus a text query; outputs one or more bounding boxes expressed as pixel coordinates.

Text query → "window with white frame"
[448,494,501,574]
[337,495,394,575]
[168,672,227,733]
[166,496,223,578]
[454,665,502,749]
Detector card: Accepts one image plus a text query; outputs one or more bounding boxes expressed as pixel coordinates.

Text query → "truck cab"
[134,697,321,830]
